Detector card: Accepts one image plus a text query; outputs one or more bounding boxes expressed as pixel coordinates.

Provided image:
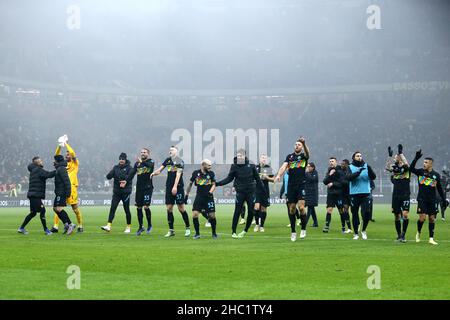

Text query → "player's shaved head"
[201,159,212,166]
[201,159,212,171]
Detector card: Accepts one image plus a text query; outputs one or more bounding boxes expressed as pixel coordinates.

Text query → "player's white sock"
[300,230,306,239]
[290,232,297,242]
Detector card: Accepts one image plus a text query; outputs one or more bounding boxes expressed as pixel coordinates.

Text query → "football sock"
[137,208,143,228]
[167,210,174,230]
[402,218,409,234]
[58,210,71,224]
[429,222,435,238]
[395,219,401,236]
[325,212,332,228]
[254,210,260,226]
[181,211,190,228]
[417,220,424,233]
[210,217,217,235]
[144,208,152,227]
[339,212,346,229]
[193,217,200,235]
[260,211,267,227]
[289,212,297,233]
[300,214,307,230]
[73,207,83,227]
[53,214,60,229]
[344,211,351,229]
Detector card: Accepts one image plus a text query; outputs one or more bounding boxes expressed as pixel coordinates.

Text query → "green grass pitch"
[0,204,449,300]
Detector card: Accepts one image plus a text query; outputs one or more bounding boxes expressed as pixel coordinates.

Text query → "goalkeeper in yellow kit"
[50,136,84,233]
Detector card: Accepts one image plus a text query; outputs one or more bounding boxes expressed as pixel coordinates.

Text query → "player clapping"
[385,144,410,242]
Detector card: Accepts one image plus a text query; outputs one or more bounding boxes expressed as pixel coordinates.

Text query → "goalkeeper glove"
[57,134,68,147]
[444,199,449,211]
[398,144,403,155]
[415,149,423,160]
[388,146,393,157]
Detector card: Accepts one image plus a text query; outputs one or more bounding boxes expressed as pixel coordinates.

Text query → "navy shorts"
[392,196,410,214]
[193,195,216,214]
[165,188,185,205]
[286,184,306,204]
[326,194,344,209]
[53,194,67,207]
[135,189,153,207]
[417,201,438,215]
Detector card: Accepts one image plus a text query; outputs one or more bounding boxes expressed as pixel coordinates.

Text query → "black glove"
[415,149,423,160]
[184,195,189,204]
[358,167,366,173]
[398,144,403,155]
[388,146,393,157]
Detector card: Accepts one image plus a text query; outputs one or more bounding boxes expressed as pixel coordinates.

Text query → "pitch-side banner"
[0,194,395,208]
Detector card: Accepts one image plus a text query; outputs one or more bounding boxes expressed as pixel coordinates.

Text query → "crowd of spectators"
[1,87,448,198]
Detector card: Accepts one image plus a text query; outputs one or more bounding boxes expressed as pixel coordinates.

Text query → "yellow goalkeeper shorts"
[67,186,79,205]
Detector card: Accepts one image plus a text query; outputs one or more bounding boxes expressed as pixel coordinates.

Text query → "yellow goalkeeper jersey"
[55,143,79,187]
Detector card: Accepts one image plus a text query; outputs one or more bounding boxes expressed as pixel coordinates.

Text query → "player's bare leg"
[416,213,427,243]
[298,200,307,239]
[253,202,261,232]
[71,203,83,232]
[288,203,298,241]
[428,214,438,245]
[208,212,218,238]
[259,206,267,232]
